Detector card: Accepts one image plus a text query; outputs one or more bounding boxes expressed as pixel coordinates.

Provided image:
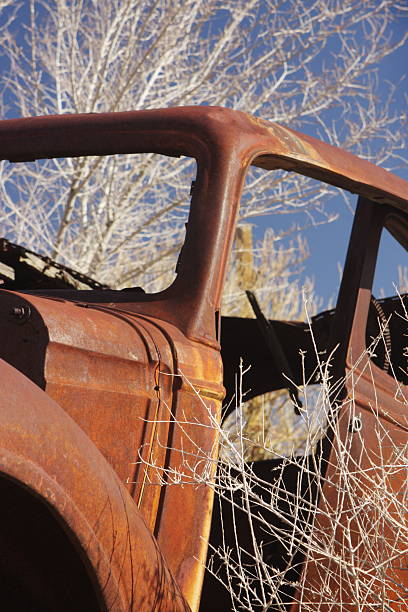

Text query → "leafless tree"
[0,0,406,290]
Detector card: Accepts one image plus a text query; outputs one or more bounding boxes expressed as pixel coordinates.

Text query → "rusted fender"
[0,358,190,612]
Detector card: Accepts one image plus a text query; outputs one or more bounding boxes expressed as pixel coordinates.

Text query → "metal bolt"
[349,416,362,434]
[10,304,31,322]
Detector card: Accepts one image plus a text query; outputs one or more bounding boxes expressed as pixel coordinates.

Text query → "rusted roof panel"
[0,106,406,211]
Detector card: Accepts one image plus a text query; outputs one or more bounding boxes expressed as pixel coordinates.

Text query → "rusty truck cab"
[0,107,406,611]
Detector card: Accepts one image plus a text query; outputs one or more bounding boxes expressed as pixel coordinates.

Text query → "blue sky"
[254,21,407,307]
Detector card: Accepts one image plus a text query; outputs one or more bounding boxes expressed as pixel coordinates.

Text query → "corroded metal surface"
[0,358,189,611]
[0,107,406,345]
[291,199,408,611]
[0,288,223,611]
[0,106,407,610]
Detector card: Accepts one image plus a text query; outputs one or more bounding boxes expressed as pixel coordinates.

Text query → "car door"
[297,197,408,611]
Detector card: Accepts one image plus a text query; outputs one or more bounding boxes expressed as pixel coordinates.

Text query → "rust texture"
[0,106,406,610]
[297,198,408,611]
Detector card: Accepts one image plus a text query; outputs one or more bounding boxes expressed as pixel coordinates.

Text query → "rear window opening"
[1,154,196,294]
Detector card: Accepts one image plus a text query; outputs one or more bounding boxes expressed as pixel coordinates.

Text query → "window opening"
[221,167,354,461]
[0,154,196,294]
[366,225,407,385]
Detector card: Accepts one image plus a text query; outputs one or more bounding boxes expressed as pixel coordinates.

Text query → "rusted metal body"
[295,199,408,611]
[0,107,406,610]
